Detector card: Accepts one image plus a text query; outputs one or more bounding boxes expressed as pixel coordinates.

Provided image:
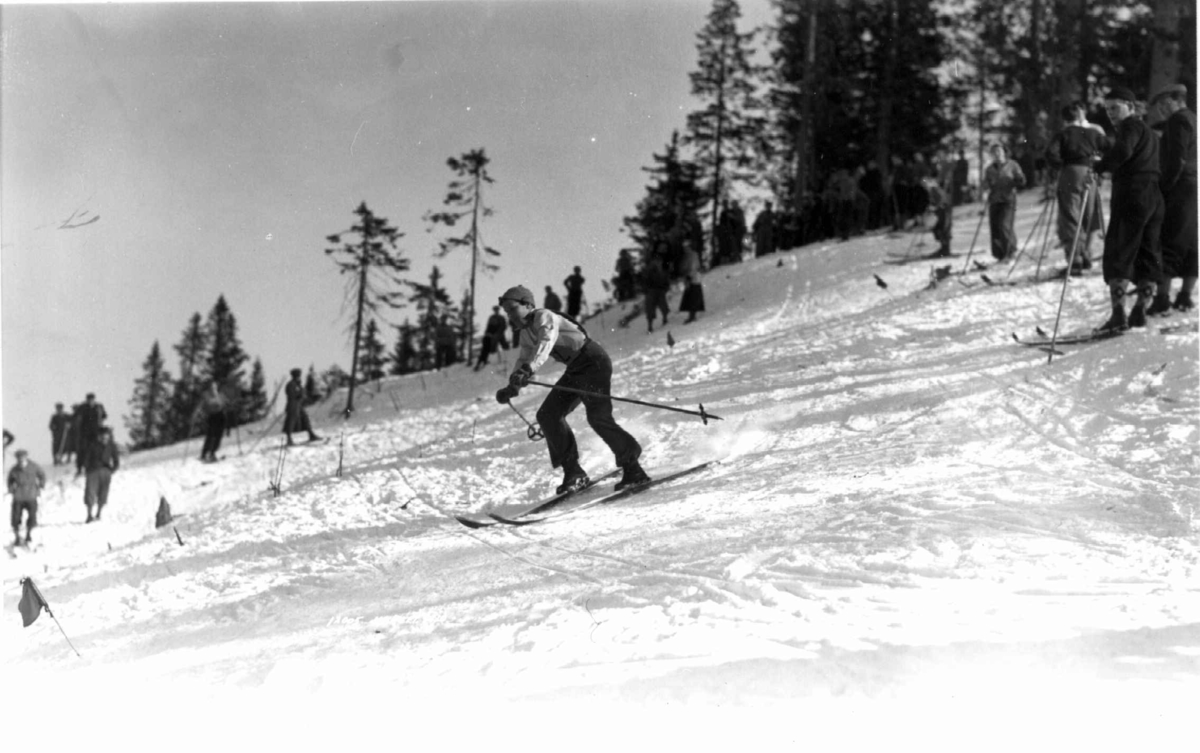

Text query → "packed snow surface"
[4,196,1197,750]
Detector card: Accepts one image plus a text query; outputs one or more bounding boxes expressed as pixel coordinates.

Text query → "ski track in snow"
[3,194,1198,744]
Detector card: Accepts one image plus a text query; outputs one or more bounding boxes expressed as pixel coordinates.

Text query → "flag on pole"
[18,577,49,627]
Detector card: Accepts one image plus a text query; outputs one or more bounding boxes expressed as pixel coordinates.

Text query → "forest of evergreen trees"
[123,0,1193,449]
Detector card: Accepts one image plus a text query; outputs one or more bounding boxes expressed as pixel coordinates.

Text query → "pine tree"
[406,266,454,372]
[204,294,251,423]
[125,341,174,450]
[684,0,768,262]
[389,321,419,376]
[424,148,501,364]
[622,131,706,268]
[357,319,389,383]
[325,202,411,415]
[165,313,208,441]
[243,358,269,423]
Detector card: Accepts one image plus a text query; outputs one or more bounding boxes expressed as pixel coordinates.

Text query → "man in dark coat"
[542,285,563,313]
[195,382,229,462]
[1047,102,1108,274]
[1094,86,1165,332]
[563,266,586,318]
[641,252,671,333]
[284,368,321,446]
[49,403,71,466]
[474,305,510,371]
[83,427,119,523]
[1147,83,1197,314]
[73,393,107,476]
[753,202,776,257]
[8,449,45,546]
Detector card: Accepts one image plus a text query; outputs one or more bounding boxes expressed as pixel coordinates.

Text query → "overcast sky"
[1,0,773,451]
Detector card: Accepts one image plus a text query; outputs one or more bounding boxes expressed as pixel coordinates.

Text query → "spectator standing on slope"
[753,202,776,257]
[493,285,649,495]
[563,266,586,318]
[475,305,510,371]
[925,178,953,258]
[284,368,322,446]
[542,285,563,313]
[49,403,71,466]
[678,241,706,324]
[641,252,671,333]
[82,426,119,523]
[8,449,45,547]
[1046,101,1108,275]
[195,381,229,463]
[614,250,637,302]
[1147,84,1197,314]
[983,144,1027,260]
[1094,86,1164,333]
[73,393,107,476]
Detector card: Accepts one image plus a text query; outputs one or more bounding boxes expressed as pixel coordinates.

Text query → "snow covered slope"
[3,194,1197,750]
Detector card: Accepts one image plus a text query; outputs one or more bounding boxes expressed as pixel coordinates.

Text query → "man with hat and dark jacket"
[1147,83,1197,314]
[83,427,119,523]
[1094,86,1165,332]
[494,284,649,494]
[8,449,45,547]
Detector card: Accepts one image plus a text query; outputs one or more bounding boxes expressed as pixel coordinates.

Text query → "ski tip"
[455,515,494,530]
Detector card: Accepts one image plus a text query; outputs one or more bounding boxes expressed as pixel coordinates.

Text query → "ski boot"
[556,466,589,495]
[614,460,651,492]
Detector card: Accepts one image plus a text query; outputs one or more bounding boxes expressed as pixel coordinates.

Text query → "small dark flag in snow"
[1036,326,1049,338]
[19,577,49,627]
[155,496,174,528]
[666,331,675,348]
[873,274,888,290]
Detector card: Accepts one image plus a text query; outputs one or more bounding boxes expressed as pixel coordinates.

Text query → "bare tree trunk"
[345,251,368,417]
[875,0,897,185]
[795,1,817,214]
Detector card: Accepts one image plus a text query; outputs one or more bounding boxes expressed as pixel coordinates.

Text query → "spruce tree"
[357,319,389,383]
[424,148,501,364]
[325,202,411,415]
[166,312,208,440]
[304,366,322,406]
[125,341,174,450]
[204,294,251,423]
[622,131,706,269]
[684,0,767,262]
[243,358,269,423]
[406,266,454,372]
[389,321,419,376]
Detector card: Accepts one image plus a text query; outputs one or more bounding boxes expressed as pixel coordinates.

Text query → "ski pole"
[507,401,544,441]
[1046,181,1094,364]
[1005,194,1052,279]
[526,380,723,424]
[959,208,987,275]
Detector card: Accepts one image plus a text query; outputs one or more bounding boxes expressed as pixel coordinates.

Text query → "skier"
[1046,101,1107,274]
[983,143,1027,260]
[195,381,229,462]
[493,284,649,494]
[8,449,45,547]
[83,426,119,523]
[1094,86,1164,333]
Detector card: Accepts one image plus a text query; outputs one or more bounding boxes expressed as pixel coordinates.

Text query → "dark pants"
[11,499,37,532]
[85,468,112,513]
[1161,177,1198,278]
[475,335,498,369]
[536,341,641,474]
[933,205,953,255]
[284,405,312,436]
[989,201,1017,259]
[644,289,669,327]
[201,412,226,459]
[567,294,583,318]
[1103,177,1164,285]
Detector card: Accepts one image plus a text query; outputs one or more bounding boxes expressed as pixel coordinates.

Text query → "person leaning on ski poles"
[494,284,650,494]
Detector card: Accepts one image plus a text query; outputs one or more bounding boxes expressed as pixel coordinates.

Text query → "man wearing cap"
[495,284,649,494]
[1094,86,1164,332]
[8,450,45,547]
[284,368,321,446]
[82,427,119,523]
[1148,83,1196,314]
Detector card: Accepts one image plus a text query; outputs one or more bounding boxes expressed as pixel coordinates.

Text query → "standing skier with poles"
[494,284,650,494]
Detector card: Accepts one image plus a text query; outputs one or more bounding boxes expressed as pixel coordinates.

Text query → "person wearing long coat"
[753,202,776,257]
[1147,84,1197,314]
[677,245,705,323]
[284,368,321,446]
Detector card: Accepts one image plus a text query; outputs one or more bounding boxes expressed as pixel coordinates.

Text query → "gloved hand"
[495,385,518,404]
[510,364,533,388]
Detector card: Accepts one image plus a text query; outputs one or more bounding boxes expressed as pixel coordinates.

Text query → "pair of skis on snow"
[1012,319,1197,351]
[454,461,714,530]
